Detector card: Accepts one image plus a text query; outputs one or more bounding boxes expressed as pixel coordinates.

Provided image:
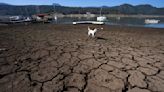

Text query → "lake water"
[54,17,164,28]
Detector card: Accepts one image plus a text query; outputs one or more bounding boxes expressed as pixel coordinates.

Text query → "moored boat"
[97,16,107,22]
[145,19,160,24]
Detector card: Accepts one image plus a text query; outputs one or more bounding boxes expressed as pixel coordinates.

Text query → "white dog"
[88,27,103,37]
[88,27,98,37]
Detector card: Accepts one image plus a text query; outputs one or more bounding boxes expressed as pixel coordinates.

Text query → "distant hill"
[0,3,10,5]
[111,4,161,15]
[0,3,164,15]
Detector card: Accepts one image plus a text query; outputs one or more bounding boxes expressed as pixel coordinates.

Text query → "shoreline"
[1,23,164,30]
[1,14,164,18]
[55,14,164,18]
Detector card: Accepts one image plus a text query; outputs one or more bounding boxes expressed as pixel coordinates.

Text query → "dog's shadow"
[96,37,108,41]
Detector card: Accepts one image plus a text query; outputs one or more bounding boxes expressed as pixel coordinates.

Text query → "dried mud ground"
[0,24,164,92]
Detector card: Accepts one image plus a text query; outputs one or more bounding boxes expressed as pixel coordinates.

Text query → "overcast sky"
[1,0,164,7]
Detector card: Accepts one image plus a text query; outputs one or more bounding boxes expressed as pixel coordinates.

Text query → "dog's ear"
[88,26,90,30]
[94,28,97,31]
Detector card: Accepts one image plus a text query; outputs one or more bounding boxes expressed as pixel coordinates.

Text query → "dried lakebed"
[0,24,164,92]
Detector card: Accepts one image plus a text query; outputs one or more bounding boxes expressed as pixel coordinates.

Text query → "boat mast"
[53,3,57,22]
[100,7,102,16]
[53,3,56,13]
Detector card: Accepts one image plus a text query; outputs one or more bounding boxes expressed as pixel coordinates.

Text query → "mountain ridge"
[0,3,163,15]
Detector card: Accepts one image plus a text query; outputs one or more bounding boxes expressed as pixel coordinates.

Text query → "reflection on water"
[55,17,164,28]
[144,23,164,28]
[56,17,96,24]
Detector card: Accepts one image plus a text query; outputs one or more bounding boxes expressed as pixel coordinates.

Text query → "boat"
[97,16,107,22]
[73,21,104,25]
[145,19,160,24]
[24,17,32,22]
[9,16,25,23]
[96,7,107,22]
[54,16,57,20]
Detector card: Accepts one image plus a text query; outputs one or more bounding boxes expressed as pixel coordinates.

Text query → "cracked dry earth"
[0,24,164,92]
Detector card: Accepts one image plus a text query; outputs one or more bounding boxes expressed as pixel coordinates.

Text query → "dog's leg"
[92,33,95,38]
[88,32,91,37]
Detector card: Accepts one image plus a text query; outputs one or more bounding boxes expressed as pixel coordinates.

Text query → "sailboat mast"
[100,7,102,16]
[53,3,56,13]
[53,3,58,22]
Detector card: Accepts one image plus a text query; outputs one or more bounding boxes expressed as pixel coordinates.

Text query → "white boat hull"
[73,21,104,25]
[97,16,107,22]
[145,19,160,24]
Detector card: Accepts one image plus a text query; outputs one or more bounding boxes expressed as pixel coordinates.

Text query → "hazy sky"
[1,0,164,7]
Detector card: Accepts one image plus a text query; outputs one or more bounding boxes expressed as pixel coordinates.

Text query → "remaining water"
[54,17,164,28]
